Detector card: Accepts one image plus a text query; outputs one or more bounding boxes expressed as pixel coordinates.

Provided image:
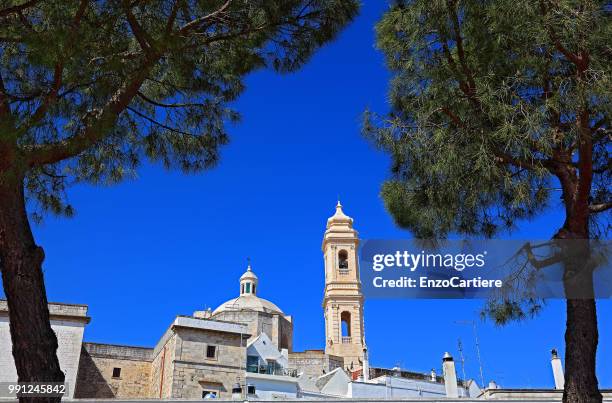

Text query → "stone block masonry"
[74,343,153,399]
[0,300,89,400]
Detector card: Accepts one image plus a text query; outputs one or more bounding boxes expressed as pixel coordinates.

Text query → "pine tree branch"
[0,0,40,18]
[522,242,563,270]
[179,0,232,34]
[591,117,607,135]
[17,0,353,168]
[127,106,194,137]
[0,35,24,43]
[72,0,89,28]
[137,91,206,109]
[438,32,479,109]
[40,167,66,179]
[440,107,464,128]
[589,203,612,214]
[494,153,541,171]
[165,0,181,34]
[17,0,89,131]
[0,72,10,117]
[438,106,551,172]
[447,0,476,93]
[438,26,460,78]
[123,1,157,56]
[539,0,586,69]
[23,58,159,167]
[20,63,64,129]
[16,9,35,32]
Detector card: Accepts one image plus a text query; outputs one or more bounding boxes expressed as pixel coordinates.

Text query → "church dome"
[212,295,284,315]
[212,264,284,316]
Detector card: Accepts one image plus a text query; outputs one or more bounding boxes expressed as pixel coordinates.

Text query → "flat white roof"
[246,371,299,384]
[173,315,249,335]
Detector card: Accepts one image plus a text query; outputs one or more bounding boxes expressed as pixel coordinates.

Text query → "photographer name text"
[370,250,503,290]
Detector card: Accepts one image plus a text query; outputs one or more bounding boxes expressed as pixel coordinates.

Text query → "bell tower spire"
[322,201,365,370]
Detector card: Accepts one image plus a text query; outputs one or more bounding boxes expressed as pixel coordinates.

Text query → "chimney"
[430,369,437,382]
[363,346,370,381]
[231,382,242,400]
[551,349,565,389]
[443,352,459,398]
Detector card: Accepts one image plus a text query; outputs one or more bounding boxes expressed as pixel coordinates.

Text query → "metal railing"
[247,365,298,378]
[342,336,352,344]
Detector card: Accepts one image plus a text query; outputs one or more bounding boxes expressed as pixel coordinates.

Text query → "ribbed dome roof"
[212,295,284,315]
[240,265,258,281]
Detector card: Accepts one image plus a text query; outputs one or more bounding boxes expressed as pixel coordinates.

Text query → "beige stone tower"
[322,201,365,370]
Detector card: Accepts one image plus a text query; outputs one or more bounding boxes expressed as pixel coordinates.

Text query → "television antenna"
[455,320,485,387]
[457,338,467,382]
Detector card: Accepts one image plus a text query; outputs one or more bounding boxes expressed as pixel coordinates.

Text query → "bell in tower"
[322,201,366,370]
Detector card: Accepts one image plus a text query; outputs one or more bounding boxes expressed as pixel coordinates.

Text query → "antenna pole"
[457,338,467,382]
[454,320,486,388]
[472,321,485,387]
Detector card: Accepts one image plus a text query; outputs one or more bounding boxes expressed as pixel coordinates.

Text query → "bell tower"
[322,201,365,370]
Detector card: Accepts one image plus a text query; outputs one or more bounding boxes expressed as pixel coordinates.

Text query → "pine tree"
[0,1,358,401]
[364,2,609,403]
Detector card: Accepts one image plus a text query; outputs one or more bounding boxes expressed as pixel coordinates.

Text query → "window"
[206,345,217,359]
[245,282,251,293]
[241,284,244,294]
[266,359,277,374]
[247,355,259,373]
[232,384,242,395]
[341,311,351,343]
[247,385,256,396]
[338,250,349,270]
[252,284,256,294]
[202,390,217,399]
[112,367,121,378]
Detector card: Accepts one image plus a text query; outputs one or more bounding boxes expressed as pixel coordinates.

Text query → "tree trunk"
[0,172,64,403]
[559,217,602,403]
[564,298,601,403]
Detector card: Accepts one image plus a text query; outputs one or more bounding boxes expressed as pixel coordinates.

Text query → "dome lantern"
[211,262,286,316]
[240,264,258,296]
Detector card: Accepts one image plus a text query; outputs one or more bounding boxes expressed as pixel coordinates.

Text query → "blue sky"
[2,0,610,389]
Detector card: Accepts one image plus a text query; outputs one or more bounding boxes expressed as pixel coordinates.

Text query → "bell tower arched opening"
[338,250,349,270]
[341,311,351,342]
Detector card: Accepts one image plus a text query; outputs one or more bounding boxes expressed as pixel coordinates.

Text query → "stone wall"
[74,343,152,399]
[277,314,293,351]
[212,310,292,352]
[150,329,177,399]
[0,300,88,399]
[289,350,344,378]
[324,301,366,369]
[169,326,246,399]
